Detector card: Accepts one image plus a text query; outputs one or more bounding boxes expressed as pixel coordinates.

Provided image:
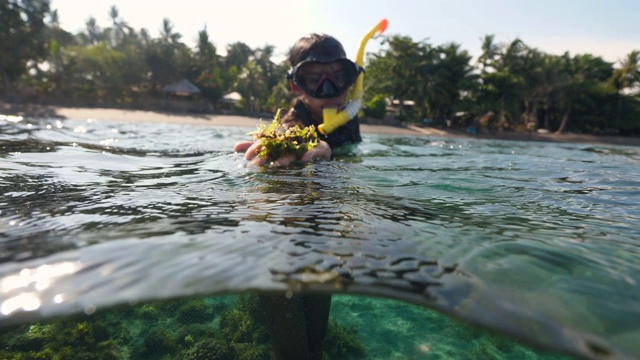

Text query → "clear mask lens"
[292,59,360,98]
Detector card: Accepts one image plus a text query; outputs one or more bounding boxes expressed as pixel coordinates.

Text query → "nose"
[316,79,340,98]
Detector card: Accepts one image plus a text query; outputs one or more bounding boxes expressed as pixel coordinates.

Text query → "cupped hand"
[234,140,331,166]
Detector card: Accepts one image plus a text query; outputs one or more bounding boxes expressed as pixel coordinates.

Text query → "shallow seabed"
[0,117,639,359]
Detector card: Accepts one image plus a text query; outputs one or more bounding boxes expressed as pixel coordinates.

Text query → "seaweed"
[135,326,178,359]
[251,109,318,162]
[185,339,231,360]
[215,293,366,360]
[0,294,366,360]
[324,318,366,359]
[175,298,221,324]
[0,313,128,360]
[216,294,271,360]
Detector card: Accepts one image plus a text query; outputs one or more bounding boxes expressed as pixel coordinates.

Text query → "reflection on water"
[0,117,639,359]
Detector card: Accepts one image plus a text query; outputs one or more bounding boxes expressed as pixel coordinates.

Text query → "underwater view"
[0,116,639,359]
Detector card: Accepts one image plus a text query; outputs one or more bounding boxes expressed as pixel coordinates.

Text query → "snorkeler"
[234,20,387,359]
[233,33,360,360]
[234,33,363,166]
[235,18,387,166]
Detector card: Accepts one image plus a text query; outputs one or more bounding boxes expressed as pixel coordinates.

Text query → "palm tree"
[224,42,253,69]
[555,54,612,133]
[373,35,431,121]
[427,42,475,123]
[160,18,181,44]
[108,5,130,47]
[609,51,640,92]
[478,38,527,130]
[608,50,640,128]
[195,28,218,67]
[518,47,553,130]
[234,60,267,113]
[254,45,279,89]
[478,34,500,71]
[83,17,102,45]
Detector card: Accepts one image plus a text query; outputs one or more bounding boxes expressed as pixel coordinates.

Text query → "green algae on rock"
[251,109,318,162]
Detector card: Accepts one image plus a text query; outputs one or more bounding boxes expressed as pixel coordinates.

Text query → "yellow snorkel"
[318,19,389,135]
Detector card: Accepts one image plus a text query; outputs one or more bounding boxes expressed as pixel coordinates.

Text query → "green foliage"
[195,69,223,101]
[266,74,295,112]
[0,0,51,94]
[251,110,318,162]
[3,3,639,133]
[364,94,387,118]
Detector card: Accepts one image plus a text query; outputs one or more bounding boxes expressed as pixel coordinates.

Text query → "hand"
[234,140,331,166]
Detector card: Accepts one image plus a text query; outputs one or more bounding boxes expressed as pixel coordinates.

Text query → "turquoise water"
[0,116,639,359]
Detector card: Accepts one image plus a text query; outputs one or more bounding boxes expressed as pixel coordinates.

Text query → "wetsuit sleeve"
[323,116,362,149]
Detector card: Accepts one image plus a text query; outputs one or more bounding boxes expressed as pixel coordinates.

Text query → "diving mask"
[288,58,363,98]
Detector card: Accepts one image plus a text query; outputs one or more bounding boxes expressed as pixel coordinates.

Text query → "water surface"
[1,117,639,359]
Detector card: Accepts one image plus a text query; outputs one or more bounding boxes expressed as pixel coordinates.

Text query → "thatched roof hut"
[163,79,201,96]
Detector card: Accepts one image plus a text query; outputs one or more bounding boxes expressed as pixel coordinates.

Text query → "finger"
[272,154,296,166]
[249,156,269,167]
[301,145,331,162]
[244,142,263,160]
[234,141,254,152]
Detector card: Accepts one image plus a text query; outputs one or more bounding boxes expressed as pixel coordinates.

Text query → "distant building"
[218,91,243,112]
[163,79,201,97]
[160,79,210,113]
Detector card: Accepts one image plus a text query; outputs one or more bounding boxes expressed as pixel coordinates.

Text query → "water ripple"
[0,119,639,359]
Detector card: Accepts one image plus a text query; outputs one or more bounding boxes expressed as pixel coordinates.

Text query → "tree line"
[2,0,639,135]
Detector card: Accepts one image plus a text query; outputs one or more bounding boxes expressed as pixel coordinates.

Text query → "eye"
[333,70,347,85]
[302,73,322,87]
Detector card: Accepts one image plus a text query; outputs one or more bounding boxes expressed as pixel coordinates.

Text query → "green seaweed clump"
[251,109,318,162]
[186,339,231,360]
[216,294,271,360]
[324,318,366,359]
[175,298,219,324]
[0,314,128,360]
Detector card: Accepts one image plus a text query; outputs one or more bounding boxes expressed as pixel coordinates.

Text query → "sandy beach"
[2,103,640,147]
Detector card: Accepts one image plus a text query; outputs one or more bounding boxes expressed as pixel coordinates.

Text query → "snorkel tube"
[318,18,389,135]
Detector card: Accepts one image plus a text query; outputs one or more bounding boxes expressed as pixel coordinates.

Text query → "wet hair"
[288,33,347,67]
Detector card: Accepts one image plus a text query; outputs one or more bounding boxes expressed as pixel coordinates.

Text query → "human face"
[295,88,350,121]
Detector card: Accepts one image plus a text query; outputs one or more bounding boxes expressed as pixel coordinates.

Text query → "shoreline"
[2,103,640,147]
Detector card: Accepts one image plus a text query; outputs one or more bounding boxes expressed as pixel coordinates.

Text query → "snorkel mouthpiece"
[318,18,388,135]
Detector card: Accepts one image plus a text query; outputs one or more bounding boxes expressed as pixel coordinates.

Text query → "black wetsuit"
[292,99,362,149]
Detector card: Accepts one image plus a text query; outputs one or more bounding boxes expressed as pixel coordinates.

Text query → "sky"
[50,0,640,66]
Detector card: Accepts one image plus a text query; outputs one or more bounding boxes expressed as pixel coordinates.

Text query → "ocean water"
[0,116,639,359]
